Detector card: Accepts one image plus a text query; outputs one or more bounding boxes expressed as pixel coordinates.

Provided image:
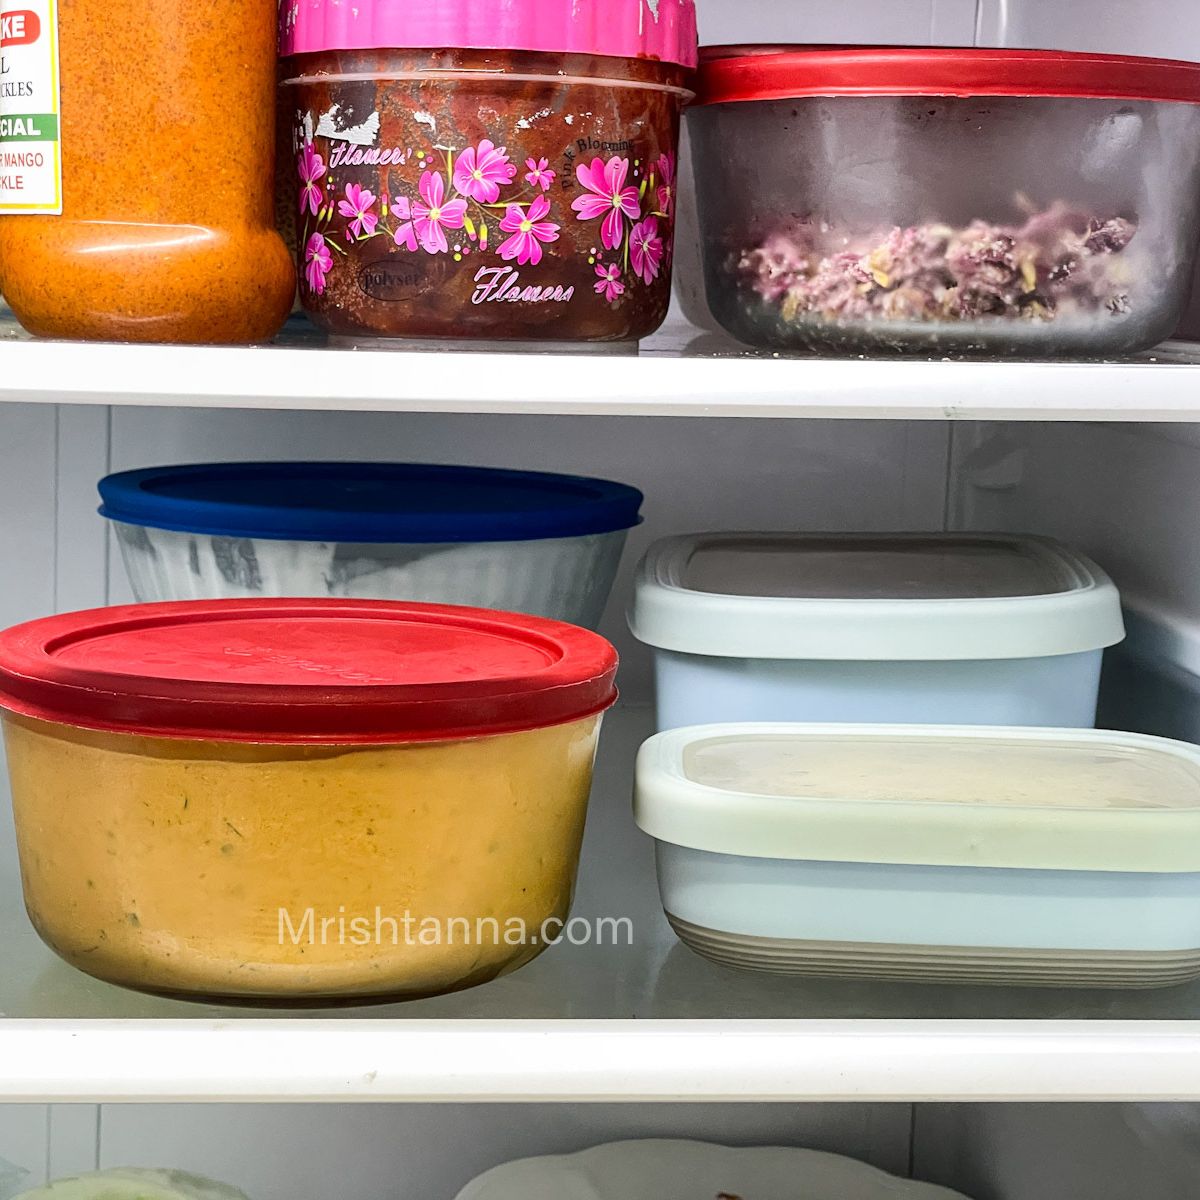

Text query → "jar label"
[0,0,61,213]
[287,76,680,339]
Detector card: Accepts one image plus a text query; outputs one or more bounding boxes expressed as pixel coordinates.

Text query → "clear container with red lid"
[689,46,1200,357]
[279,0,697,346]
[0,598,617,1004]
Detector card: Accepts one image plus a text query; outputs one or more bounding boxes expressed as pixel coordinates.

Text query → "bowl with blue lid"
[99,461,643,629]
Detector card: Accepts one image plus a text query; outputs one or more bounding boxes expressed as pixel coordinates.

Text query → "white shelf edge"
[5,332,1200,420]
[6,1019,1200,1103]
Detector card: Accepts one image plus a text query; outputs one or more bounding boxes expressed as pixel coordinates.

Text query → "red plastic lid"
[696,46,1200,106]
[0,600,618,744]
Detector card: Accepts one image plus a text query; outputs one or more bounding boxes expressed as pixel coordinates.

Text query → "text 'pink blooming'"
[497,194,561,266]
[453,140,517,204]
[571,156,640,251]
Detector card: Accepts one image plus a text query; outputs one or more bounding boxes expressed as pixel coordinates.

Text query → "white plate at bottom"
[454,1139,973,1200]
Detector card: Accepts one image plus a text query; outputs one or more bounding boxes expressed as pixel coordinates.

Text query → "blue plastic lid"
[98,463,644,544]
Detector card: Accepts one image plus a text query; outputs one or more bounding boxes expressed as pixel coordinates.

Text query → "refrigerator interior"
[5,1102,1200,1199]
[4,0,1200,1195]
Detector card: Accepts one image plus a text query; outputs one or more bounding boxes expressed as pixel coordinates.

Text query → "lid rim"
[629,532,1126,661]
[695,46,1200,107]
[98,462,644,545]
[0,690,616,745]
[279,0,700,69]
[634,723,1200,873]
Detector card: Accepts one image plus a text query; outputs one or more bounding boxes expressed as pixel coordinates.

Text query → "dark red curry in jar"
[279,0,697,344]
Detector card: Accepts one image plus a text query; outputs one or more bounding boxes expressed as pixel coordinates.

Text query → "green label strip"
[0,114,59,142]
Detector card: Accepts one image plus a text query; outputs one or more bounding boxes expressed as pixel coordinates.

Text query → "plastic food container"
[689,47,1200,356]
[0,599,617,1003]
[99,462,643,630]
[636,723,1200,988]
[0,0,294,343]
[278,0,696,344]
[12,1170,252,1200]
[456,1139,971,1200]
[630,532,1124,730]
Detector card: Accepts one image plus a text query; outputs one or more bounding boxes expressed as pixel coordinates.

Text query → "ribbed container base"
[113,524,628,630]
[667,914,1200,990]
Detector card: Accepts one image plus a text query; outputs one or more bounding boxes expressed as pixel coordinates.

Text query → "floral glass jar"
[279,0,697,344]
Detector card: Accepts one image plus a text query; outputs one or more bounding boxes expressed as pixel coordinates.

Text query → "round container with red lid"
[279,0,697,346]
[0,598,617,1004]
[688,45,1200,357]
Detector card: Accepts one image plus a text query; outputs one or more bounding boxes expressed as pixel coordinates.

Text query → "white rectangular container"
[456,1140,971,1200]
[634,723,1200,988]
[629,532,1125,729]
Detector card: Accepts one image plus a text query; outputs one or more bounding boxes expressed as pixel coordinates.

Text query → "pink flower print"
[497,194,560,266]
[338,183,378,241]
[392,195,418,252]
[413,169,467,254]
[304,232,333,295]
[571,156,641,251]
[297,143,326,217]
[656,151,676,217]
[453,139,516,204]
[524,157,555,192]
[629,216,665,285]
[594,262,625,304]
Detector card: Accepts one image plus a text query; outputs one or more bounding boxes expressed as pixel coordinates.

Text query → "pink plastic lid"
[0,599,619,744]
[280,0,698,69]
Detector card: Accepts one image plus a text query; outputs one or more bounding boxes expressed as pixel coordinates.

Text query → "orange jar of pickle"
[0,0,295,343]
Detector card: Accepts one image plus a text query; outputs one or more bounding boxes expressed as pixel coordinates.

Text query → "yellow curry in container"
[0,599,617,1004]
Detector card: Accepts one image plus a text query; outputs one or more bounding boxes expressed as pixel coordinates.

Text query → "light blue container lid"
[630,532,1125,661]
